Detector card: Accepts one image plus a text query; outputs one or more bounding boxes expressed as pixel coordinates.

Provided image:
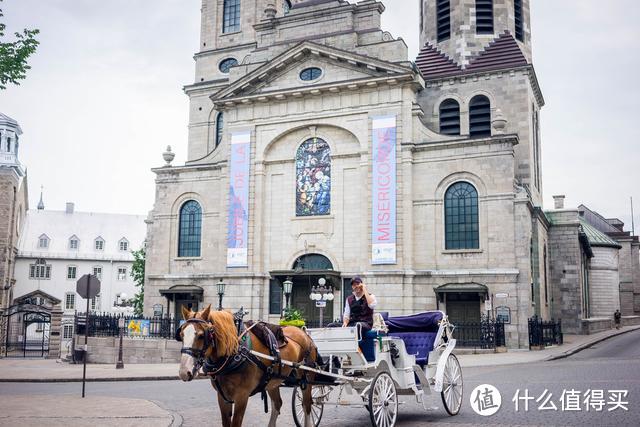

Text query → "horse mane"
[207,310,239,358]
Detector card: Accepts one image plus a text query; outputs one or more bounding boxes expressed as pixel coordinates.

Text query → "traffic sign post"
[76,274,101,398]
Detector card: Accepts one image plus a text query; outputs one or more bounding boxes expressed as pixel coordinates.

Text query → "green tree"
[130,248,145,316]
[0,1,39,90]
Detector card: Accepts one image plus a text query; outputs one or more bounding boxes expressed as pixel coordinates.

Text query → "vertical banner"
[371,115,397,264]
[227,130,251,267]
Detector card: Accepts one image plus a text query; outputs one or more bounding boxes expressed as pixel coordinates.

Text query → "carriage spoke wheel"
[368,372,398,427]
[292,385,325,427]
[440,353,463,415]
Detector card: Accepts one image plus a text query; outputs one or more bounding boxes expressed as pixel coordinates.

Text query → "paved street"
[1,329,638,426]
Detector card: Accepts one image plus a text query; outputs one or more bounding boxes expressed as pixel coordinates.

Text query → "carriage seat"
[383,311,444,367]
[388,332,437,367]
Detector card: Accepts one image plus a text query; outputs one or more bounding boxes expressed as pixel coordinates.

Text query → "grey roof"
[580,220,622,249]
[0,112,23,134]
[17,209,147,261]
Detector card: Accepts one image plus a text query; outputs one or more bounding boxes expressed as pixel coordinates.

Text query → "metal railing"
[528,316,563,348]
[74,312,176,339]
[452,316,506,349]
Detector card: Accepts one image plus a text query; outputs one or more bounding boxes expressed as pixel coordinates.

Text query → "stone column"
[48,304,63,359]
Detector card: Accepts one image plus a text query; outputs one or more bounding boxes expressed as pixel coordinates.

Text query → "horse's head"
[176,305,239,382]
[177,304,214,381]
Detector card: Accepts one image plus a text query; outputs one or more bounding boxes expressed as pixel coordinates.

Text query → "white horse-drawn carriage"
[178,307,462,427]
[253,310,463,427]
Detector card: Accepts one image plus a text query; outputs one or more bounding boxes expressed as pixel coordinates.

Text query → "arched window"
[445,182,479,249]
[475,0,494,34]
[436,0,451,42]
[439,99,461,135]
[178,200,202,257]
[283,0,292,15]
[514,0,524,41]
[469,95,491,137]
[219,58,238,73]
[296,137,331,216]
[215,112,223,147]
[223,0,241,33]
[293,254,333,271]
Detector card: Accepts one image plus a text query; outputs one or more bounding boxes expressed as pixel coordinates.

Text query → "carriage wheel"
[368,371,398,427]
[292,385,325,427]
[440,353,463,415]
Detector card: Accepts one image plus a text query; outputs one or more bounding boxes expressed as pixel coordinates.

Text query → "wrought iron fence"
[452,316,506,349]
[528,316,563,348]
[74,312,176,339]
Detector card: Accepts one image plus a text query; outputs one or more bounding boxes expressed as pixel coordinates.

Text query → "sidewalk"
[1,325,638,382]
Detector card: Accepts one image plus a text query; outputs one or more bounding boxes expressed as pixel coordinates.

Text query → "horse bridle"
[176,318,215,365]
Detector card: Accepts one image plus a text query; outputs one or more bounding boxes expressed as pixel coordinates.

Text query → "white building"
[13,202,146,346]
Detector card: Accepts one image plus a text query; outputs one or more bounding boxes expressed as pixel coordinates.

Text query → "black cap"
[350,276,363,284]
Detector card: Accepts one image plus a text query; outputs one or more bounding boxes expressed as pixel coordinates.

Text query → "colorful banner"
[227,130,251,267]
[371,116,397,264]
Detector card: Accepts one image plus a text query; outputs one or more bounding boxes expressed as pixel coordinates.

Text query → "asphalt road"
[1,329,639,426]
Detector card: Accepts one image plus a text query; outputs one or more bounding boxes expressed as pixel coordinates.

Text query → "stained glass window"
[445,182,479,249]
[178,200,202,257]
[296,138,331,216]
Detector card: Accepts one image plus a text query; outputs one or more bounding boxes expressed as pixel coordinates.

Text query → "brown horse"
[177,305,318,427]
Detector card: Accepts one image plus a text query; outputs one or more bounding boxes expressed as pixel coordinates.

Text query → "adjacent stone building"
[144,0,555,348]
[13,202,147,350]
[0,113,28,314]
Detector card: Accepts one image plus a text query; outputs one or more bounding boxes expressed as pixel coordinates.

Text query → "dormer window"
[69,235,79,250]
[38,234,50,249]
[118,238,129,252]
[95,237,105,251]
[299,67,322,81]
[219,58,238,74]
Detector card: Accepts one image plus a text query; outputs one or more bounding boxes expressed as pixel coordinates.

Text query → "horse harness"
[177,317,317,409]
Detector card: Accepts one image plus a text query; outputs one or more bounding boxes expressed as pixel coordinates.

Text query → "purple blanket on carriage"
[382,311,443,366]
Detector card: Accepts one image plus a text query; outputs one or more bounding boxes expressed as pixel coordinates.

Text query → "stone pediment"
[212,41,417,107]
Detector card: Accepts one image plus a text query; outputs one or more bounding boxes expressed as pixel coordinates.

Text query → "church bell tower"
[420,0,532,66]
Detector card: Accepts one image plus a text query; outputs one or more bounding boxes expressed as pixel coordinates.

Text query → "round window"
[219,58,238,74]
[299,67,322,81]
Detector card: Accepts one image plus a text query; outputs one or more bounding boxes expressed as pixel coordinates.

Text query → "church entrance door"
[290,275,334,327]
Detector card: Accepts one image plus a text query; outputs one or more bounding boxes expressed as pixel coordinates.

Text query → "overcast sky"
[2,0,639,232]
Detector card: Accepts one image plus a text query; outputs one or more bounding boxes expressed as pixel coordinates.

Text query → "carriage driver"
[341,276,377,334]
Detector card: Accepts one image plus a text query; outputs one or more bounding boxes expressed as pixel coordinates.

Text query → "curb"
[545,326,640,361]
[0,375,180,383]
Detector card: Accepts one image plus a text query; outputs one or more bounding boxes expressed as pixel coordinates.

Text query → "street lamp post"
[217,278,226,311]
[116,317,124,369]
[309,277,334,327]
[283,278,293,314]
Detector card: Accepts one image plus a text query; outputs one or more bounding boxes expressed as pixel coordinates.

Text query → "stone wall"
[546,210,584,334]
[588,246,620,317]
[75,336,181,364]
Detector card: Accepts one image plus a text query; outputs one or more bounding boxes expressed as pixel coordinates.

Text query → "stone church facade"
[145,0,550,348]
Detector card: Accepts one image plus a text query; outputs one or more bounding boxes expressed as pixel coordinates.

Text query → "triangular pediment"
[212,41,416,104]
